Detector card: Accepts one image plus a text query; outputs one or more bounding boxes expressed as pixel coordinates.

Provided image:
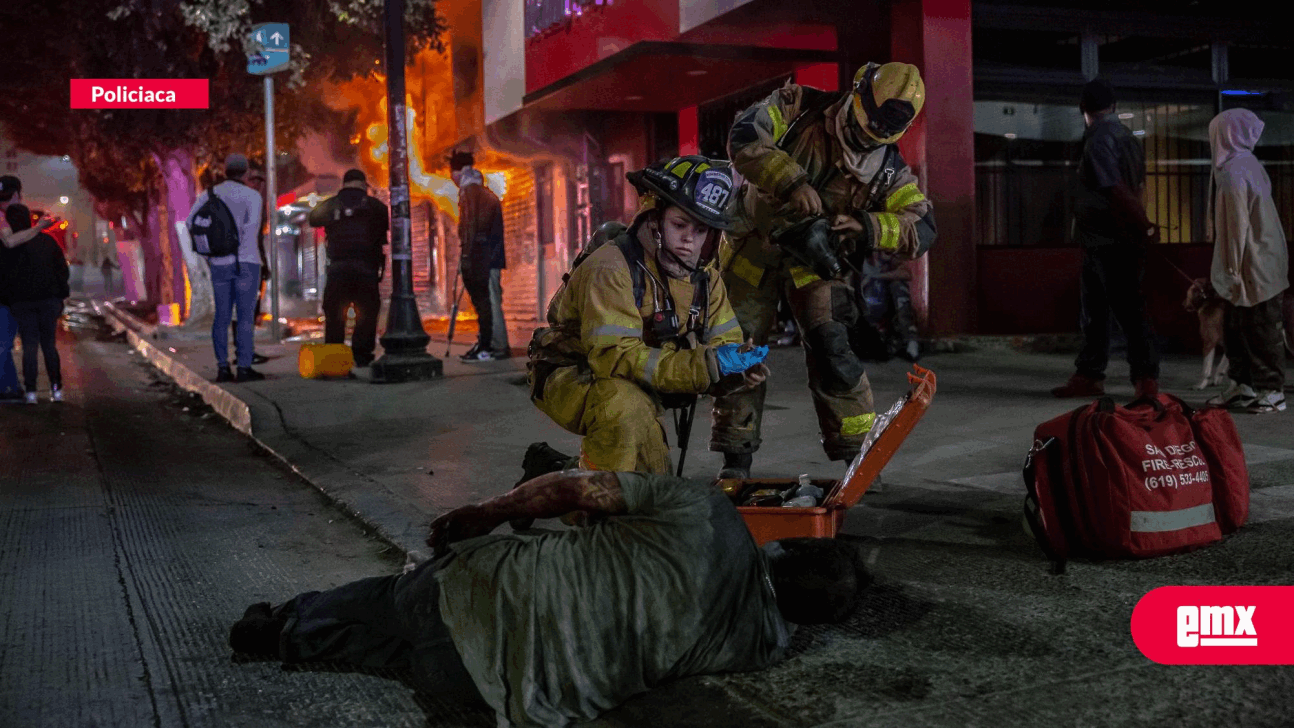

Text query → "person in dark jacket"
[450,151,510,362]
[308,169,389,367]
[1052,78,1161,400]
[3,204,70,404]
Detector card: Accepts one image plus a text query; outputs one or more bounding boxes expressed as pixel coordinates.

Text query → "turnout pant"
[10,298,63,392]
[711,258,875,462]
[323,263,382,364]
[1224,295,1286,393]
[1074,244,1160,382]
[272,560,482,702]
[530,364,673,474]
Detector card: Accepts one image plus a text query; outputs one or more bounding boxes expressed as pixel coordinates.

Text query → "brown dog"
[1183,278,1229,390]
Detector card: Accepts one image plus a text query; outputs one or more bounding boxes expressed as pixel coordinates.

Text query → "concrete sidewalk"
[97,299,1294,726]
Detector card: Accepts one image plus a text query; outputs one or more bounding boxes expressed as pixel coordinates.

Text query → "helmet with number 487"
[626,155,735,231]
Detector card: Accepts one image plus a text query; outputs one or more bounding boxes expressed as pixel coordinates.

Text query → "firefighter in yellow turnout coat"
[711,62,937,478]
[528,157,768,474]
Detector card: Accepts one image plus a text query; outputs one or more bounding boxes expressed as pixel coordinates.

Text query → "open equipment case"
[730,365,937,545]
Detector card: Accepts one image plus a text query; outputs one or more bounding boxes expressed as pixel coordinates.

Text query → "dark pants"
[1074,245,1160,381]
[11,298,63,391]
[272,561,481,702]
[463,268,505,352]
[323,263,381,364]
[1225,295,1286,393]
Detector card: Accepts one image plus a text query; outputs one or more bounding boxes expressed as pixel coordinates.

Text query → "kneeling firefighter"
[711,61,938,478]
[527,156,770,475]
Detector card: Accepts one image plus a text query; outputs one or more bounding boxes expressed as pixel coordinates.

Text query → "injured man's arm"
[427,470,627,555]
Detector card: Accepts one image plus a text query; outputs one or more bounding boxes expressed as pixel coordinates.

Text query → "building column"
[891,0,975,336]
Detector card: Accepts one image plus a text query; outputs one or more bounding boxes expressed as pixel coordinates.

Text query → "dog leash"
[1162,257,1199,287]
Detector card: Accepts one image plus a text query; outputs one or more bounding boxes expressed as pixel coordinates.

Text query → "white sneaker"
[1206,380,1257,408]
[1245,391,1287,414]
[24,392,37,405]
[51,385,63,403]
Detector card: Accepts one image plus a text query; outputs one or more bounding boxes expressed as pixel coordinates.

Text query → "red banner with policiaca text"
[1132,586,1294,664]
[70,79,209,109]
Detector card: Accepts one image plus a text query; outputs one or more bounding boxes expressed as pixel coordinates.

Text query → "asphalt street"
[0,319,497,727]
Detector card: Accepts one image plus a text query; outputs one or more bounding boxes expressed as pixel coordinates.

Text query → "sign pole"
[264,74,281,342]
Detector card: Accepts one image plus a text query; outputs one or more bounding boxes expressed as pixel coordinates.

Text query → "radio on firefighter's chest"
[646,307,682,345]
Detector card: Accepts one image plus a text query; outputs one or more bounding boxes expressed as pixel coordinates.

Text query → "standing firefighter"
[528,156,770,474]
[711,62,937,478]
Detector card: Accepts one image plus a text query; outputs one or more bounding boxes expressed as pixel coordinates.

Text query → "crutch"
[444,267,465,357]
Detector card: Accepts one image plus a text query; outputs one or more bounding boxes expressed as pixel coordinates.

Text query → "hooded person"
[450,150,511,361]
[710,62,937,479]
[1204,108,1290,413]
[526,156,770,474]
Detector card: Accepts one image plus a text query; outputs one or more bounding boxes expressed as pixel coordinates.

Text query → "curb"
[94,300,423,562]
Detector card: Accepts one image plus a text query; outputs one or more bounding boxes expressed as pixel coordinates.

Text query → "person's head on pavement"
[342,168,368,191]
[225,154,249,183]
[764,537,871,624]
[0,175,21,209]
[1080,78,1116,127]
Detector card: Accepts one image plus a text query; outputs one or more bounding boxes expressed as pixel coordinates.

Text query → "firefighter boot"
[718,452,753,480]
[1051,373,1104,398]
[511,442,579,530]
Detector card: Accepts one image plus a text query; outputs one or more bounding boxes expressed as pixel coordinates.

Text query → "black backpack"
[188,190,240,257]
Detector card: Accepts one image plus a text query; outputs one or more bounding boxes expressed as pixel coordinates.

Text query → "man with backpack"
[527,156,768,474]
[308,169,389,367]
[709,62,937,480]
[186,154,266,383]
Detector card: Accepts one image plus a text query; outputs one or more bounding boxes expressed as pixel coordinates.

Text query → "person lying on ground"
[229,469,869,727]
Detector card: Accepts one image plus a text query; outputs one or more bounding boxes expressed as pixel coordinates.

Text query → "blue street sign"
[248,23,290,75]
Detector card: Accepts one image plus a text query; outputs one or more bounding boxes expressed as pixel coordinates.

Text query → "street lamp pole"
[371,0,442,382]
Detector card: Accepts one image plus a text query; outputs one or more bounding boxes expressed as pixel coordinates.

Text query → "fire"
[325,47,525,221]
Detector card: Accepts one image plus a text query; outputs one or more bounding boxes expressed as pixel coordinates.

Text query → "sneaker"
[1206,381,1257,408]
[50,385,63,403]
[25,391,37,405]
[1133,377,1159,400]
[717,452,753,480]
[1245,391,1287,414]
[251,353,270,365]
[903,340,921,363]
[236,367,266,382]
[229,602,285,657]
[1051,373,1105,398]
[459,343,482,362]
[215,366,235,383]
[461,347,498,362]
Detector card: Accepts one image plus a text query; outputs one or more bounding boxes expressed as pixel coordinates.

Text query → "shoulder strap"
[613,234,647,309]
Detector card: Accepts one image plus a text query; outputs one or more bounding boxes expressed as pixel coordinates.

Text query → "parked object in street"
[308,168,389,368]
[1206,108,1289,414]
[1022,393,1248,573]
[298,342,355,379]
[229,469,868,727]
[2,203,69,403]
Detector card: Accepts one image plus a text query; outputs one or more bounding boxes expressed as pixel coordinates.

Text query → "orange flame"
[325,47,526,222]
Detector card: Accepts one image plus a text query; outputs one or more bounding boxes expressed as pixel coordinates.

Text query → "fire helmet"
[626,155,735,231]
[850,62,925,145]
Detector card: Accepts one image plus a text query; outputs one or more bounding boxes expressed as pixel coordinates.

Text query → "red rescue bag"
[1022,394,1246,572]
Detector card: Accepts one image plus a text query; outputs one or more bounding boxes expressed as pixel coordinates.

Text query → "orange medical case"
[733,365,937,545]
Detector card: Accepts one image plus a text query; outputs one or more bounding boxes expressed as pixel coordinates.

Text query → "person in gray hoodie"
[1205,108,1290,414]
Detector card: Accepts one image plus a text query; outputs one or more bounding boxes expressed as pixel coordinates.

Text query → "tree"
[0,0,447,314]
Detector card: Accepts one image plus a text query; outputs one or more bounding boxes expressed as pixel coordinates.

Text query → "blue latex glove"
[715,343,769,377]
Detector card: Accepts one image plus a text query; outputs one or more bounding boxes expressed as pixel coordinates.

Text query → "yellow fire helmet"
[850,62,926,144]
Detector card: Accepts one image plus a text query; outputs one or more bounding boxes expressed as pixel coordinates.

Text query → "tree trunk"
[154,149,214,330]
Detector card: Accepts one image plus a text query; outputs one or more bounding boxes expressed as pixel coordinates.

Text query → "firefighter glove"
[715,343,769,377]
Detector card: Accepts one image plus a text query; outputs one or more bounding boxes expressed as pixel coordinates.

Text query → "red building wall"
[525,0,680,94]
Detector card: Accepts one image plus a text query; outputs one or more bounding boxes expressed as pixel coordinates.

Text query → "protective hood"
[1209,108,1264,169]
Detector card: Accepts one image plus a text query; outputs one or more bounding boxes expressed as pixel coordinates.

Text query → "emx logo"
[1133,587,1294,664]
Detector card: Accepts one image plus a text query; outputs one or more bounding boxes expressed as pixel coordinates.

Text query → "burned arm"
[427,471,626,554]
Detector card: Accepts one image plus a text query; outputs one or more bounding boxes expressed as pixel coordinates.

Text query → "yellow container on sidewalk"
[298,343,355,379]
